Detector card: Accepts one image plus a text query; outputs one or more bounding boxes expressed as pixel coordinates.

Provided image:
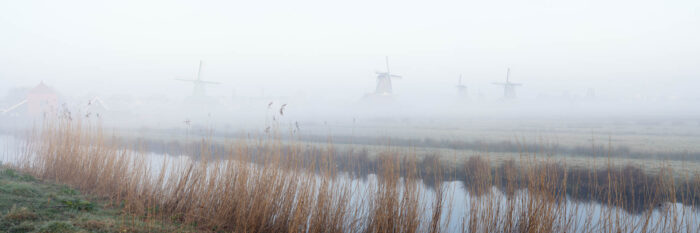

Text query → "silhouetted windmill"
[492,68,522,99]
[456,74,467,97]
[374,56,402,95]
[586,88,596,99]
[175,60,220,99]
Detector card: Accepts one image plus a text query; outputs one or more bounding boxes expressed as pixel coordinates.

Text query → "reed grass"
[13,117,700,233]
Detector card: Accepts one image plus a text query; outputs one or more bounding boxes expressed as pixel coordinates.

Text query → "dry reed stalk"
[13,117,700,233]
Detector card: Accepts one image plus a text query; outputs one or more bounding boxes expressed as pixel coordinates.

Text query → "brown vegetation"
[13,118,700,233]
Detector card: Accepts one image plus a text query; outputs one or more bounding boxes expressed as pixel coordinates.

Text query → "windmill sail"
[175,60,221,99]
[492,68,522,99]
[374,56,401,95]
[456,74,467,97]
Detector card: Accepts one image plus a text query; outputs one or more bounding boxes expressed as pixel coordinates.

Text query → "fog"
[1,0,699,133]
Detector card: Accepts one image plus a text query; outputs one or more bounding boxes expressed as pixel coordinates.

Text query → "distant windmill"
[456,74,467,97]
[586,88,596,99]
[175,60,220,99]
[374,56,402,95]
[492,68,522,99]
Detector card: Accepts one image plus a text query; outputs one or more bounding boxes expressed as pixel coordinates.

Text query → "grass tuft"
[3,206,38,224]
[37,221,76,233]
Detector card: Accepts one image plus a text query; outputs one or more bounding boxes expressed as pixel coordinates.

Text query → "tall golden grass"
[15,118,700,233]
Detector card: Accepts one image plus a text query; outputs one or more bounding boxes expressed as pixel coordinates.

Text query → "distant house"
[81,96,110,116]
[2,82,58,117]
[26,82,59,117]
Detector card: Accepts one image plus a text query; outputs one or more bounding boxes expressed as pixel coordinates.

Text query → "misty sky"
[1,0,699,102]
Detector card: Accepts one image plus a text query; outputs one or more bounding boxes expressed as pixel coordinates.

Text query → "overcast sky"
[1,0,699,102]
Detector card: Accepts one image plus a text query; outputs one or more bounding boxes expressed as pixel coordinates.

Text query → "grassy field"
[107,115,700,164]
[0,166,195,233]
[111,131,700,179]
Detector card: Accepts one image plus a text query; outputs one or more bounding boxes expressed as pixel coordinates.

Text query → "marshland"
[2,0,700,232]
[1,111,699,232]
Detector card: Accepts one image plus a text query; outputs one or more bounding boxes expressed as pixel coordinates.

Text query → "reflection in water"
[2,133,698,232]
[95,135,700,214]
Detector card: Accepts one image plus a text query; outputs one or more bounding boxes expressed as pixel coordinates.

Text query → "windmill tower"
[586,88,596,99]
[374,56,402,95]
[492,68,522,99]
[175,60,220,100]
[456,74,467,97]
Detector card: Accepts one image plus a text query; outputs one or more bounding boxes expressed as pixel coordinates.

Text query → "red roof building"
[26,82,58,117]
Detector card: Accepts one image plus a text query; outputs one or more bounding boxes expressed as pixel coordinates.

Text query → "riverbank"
[0,166,195,233]
[5,118,700,232]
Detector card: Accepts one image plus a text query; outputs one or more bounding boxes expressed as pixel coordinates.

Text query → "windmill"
[492,68,522,99]
[175,60,220,100]
[374,56,402,95]
[586,88,596,99]
[456,74,467,97]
